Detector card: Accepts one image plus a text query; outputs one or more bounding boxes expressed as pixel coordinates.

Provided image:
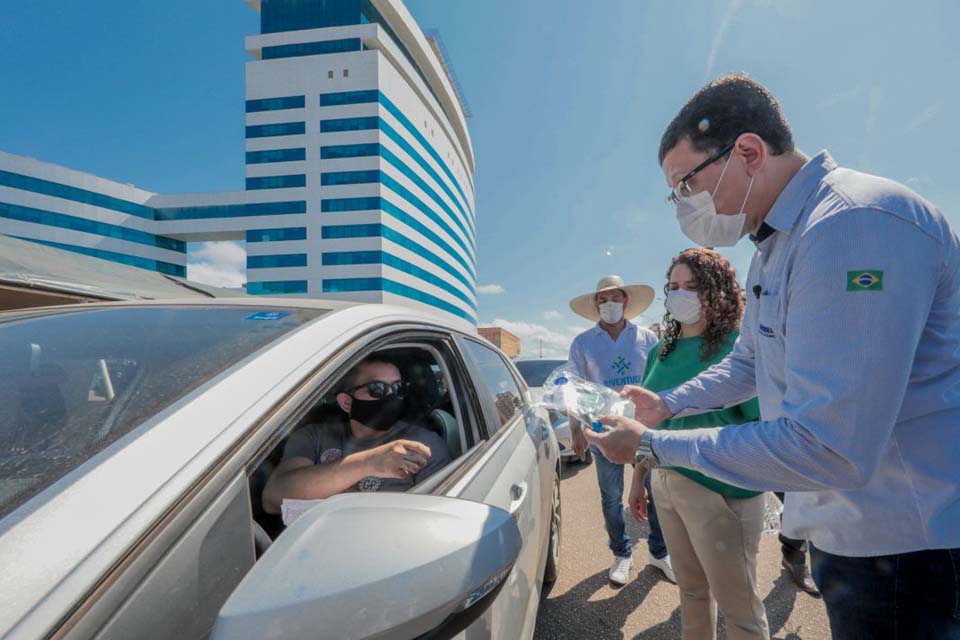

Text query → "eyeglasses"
[349,380,408,399]
[666,143,735,205]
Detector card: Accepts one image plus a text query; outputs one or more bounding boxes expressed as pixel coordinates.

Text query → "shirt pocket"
[756,292,783,341]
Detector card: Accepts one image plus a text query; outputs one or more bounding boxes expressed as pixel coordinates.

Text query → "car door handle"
[509,482,528,515]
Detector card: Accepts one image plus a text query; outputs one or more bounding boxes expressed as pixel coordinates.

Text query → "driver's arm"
[262,454,374,513]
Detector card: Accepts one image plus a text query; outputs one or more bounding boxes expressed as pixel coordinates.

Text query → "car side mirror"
[211,493,522,640]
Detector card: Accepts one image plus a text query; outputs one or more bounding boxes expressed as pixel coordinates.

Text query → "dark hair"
[658,72,795,164]
[340,354,398,392]
[659,248,745,362]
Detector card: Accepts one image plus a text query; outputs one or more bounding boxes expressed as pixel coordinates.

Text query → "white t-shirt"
[568,321,658,390]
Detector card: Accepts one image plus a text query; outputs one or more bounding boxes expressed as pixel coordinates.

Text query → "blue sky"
[3,1,959,356]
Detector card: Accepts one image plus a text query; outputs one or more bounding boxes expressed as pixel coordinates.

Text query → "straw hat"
[569,275,655,322]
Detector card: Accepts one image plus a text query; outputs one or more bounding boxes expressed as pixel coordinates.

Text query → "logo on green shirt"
[847,270,883,291]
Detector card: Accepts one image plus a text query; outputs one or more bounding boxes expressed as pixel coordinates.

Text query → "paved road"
[534,460,831,639]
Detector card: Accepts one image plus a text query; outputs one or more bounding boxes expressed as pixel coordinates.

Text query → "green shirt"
[642,331,762,499]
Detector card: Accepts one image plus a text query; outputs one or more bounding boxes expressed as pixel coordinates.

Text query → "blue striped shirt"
[652,151,960,556]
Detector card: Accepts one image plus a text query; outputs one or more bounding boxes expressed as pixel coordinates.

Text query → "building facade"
[0,0,477,324]
[478,327,521,359]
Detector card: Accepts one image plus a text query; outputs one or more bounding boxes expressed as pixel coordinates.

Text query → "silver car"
[514,359,592,465]
[0,299,561,640]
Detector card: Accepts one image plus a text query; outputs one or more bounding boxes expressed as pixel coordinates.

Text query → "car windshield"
[0,305,324,519]
[514,359,567,387]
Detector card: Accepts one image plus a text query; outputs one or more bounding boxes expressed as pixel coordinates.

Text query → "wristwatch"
[634,430,659,467]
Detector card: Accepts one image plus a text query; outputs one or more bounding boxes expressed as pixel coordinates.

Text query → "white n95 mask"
[675,154,754,248]
[598,302,624,324]
[665,290,701,324]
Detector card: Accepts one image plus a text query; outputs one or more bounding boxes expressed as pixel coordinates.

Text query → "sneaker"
[608,555,633,585]
[649,554,676,584]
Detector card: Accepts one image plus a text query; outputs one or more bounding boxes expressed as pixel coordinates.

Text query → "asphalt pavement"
[533,460,831,639]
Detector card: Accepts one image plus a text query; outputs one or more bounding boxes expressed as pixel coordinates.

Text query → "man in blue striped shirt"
[586,73,960,640]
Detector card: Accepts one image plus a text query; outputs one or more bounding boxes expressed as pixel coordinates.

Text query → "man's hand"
[570,423,589,461]
[628,467,649,522]
[362,440,432,479]
[582,415,648,465]
[620,385,672,428]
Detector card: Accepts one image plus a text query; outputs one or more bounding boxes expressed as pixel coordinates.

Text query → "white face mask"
[665,290,701,324]
[675,154,755,248]
[598,301,624,324]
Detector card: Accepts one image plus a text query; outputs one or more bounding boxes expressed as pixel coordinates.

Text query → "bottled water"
[536,364,635,432]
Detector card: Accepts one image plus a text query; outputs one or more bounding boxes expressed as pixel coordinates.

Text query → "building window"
[0,169,154,220]
[247,280,308,295]
[247,253,308,269]
[14,237,186,277]
[320,143,379,159]
[322,277,474,322]
[245,122,305,138]
[321,224,475,293]
[328,70,334,79]
[319,90,378,106]
[245,95,305,112]
[321,197,381,212]
[155,201,306,220]
[245,174,307,190]
[262,39,360,60]
[260,0,362,34]
[319,116,378,132]
[0,201,184,252]
[322,251,475,310]
[343,69,349,77]
[246,148,306,164]
[320,170,379,186]
[246,227,307,243]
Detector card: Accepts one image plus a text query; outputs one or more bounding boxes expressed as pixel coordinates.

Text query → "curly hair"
[659,248,746,362]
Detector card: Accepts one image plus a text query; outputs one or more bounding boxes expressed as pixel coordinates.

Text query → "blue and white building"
[0,0,477,324]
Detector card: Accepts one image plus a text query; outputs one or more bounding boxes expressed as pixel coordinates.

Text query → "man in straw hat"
[567,275,674,585]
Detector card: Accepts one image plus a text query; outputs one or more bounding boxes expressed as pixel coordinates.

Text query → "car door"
[450,336,556,639]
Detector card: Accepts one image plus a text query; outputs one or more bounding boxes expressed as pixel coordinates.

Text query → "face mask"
[675,155,755,247]
[665,290,702,324]
[349,394,406,431]
[598,301,624,324]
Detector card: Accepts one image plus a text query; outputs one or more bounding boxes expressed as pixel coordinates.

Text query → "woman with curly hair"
[628,248,769,640]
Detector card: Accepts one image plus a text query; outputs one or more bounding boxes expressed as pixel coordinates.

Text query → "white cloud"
[704,0,743,82]
[490,318,589,359]
[816,85,862,111]
[543,310,562,320]
[477,284,505,295]
[187,241,246,288]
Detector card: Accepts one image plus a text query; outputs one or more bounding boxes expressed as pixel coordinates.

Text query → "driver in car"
[262,355,451,513]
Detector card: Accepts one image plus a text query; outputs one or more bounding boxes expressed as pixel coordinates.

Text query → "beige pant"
[652,468,769,640]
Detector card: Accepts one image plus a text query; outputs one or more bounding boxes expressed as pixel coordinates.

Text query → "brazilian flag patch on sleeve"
[847,270,884,291]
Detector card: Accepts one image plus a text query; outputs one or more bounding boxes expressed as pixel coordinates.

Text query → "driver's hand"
[363,440,431,479]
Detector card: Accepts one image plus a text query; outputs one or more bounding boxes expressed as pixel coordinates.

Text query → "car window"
[514,359,567,387]
[460,339,523,433]
[0,305,324,519]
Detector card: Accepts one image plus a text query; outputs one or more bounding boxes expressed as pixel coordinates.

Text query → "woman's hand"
[628,466,649,522]
[620,385,672,428]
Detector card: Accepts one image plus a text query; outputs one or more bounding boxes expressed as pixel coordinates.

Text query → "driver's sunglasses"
[666,142,735,205]
[349,380,408,399]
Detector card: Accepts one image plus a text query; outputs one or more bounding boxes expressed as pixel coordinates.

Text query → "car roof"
[0,297,476,334]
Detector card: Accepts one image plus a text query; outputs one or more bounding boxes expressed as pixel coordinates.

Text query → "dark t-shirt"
[281,419,451,492]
